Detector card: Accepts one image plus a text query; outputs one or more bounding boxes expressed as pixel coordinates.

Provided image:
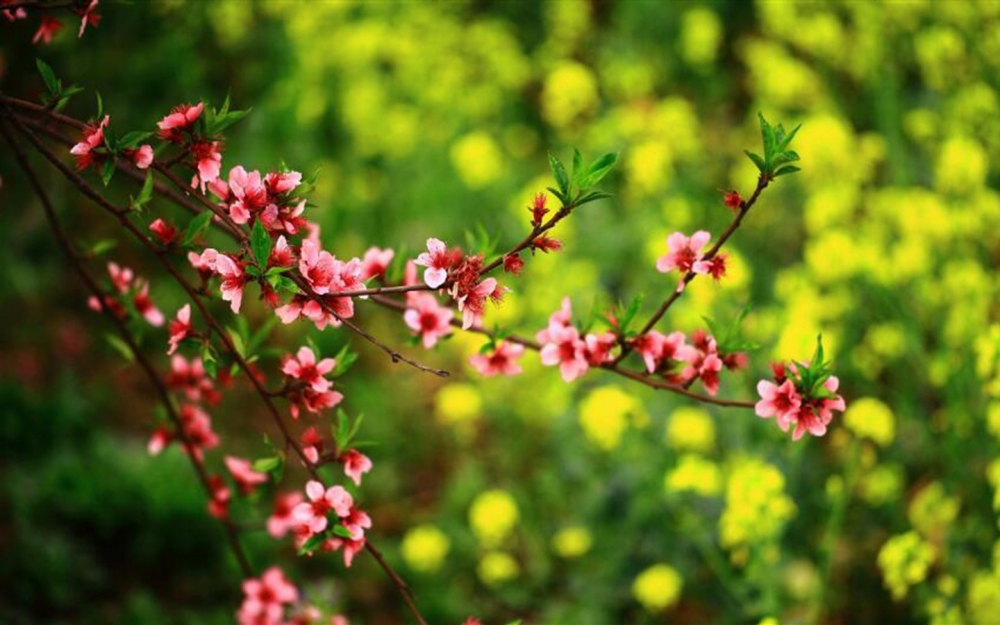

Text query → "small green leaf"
[545,186,568,207]
[331,524,354,539]
[213,109,251,134]
[571,148,583,186]
[578,152,618,189]
[744,150,766,173]
[773,165,801,177]
[95,92,104,119]
[332,343,358,377]
[253,456,283,473]
[131,171,155,211]
[227,326,246,358]
[181,211,214,247]
[100,158,115,186]
[250,219,272,269]
[36,59,59,95]
[758,112,776,160]
[576,190,613,207]
[105,333,134,362]
[548,152,570,196]
[299,533,326,555]
[778,123,801,151]
[90,239,118,256]
[619,294,643,334]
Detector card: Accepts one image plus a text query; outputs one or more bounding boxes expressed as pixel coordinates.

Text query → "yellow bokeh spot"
[665,407,716,453]
[578,386,646,451]
[400,524,451,574]
[450,131,505,190]
[632,564,683,612]
[552,526,593,559]
[542,61,599,128]
[469,489,519,547]
[878,531,936,600]
[908,481,960,537]
[935,136,988,195]
[665,454,722,497]
[680,8,722,66]
[843,397,896,447]
[435,384,483,425]
[477,551,519,586]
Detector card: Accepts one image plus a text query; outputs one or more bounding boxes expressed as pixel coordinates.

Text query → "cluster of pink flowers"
[237,566,348,625]
[280,346,343,419]
[70,115,152,172]
[656,230,727,288]
[469,340,525,377]
[414,239,506,329]
[536,298,616,382]
[5,0,99,43]
[291,480,372,567]
[86,261,164,326]
[756,362,846,440]
[155,101,226,192]
[210,166,307,234]
[148,404,219,461]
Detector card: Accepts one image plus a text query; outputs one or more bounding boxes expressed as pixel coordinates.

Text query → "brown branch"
[0,114,255,579]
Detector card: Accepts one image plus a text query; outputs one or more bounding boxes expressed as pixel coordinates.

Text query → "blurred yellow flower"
[469,489,519,547]
[680,8,722,66]
[542,61,599,128]
[477,551,519,586]
[843,397,896,447]
[578,386,645,451]
[935,136,988,195]
[631,564,683,612]
[450,131,505,190]
[665,407,716,453]
[720,458,796,550]
[860,464,905,507]
[908,482,960,537]
[665,454,722,497]
[552,526,592,559]
[878,531,936,600]
[435,384,482,425]
[400,524,450,573]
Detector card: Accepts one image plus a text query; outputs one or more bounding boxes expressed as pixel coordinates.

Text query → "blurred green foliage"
[3,1,1000,624]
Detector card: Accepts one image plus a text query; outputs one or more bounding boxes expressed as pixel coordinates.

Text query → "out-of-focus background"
[2,1,999,623]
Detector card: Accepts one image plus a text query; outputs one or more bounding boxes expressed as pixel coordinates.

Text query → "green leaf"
[95,92,104,119]
[619,294,643,334]
[545,186,568,207]
[36,59,59,95]
[331,524,354,539]
[578,152,618,189]
[773,165,801,177]
[744,150,766,174]
[252,456,283,473]
[100,158,115,186]
[90,239,118,256]
[105,333,134,362]
[181,211,214,247]
[332,343,358,377]
[299,533,326,555]
[758,112,776,160]
[778,123,801,151]
[227,326,246,358]
[213,109,251,134]
[548,152,569,196]
[250,219,272,269]
[131,171,155,211]
[119,131,153,150]
[576,190,613,207]
[571,148,583,186]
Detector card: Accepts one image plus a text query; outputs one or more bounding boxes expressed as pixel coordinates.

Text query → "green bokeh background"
[2,1,1000,624]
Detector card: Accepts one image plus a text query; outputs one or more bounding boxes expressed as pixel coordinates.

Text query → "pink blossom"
[267,492,305,539]
[583,331,617,366]
[70,115,109,170]
[403,293,454,348]
[341,449,372,486]
[656,230,712,275]
[755,379,802,423]
[237,567,298,625]
[289,384,344,420]
[149,218,177,245]
[325,536,367,568]
[2,3,27,21]
[132,282,164,327]
[536,298,573,343]
[265,170,302,194]
[299,239,337,295]
[76,0,100,38]
[167,355,218,404]
[414,238,451,288]
[282,346,336,393]
[538,323,589,382]
[269,235,295,268]
[225,456,269,495]
[131,144,154,170]
[167,305,191,355]
[681,331,724,394]
[157,102,204,142]
[469,340,525,376]
[190,141,222,193]
[361,246,394,280]
[207,474,230,519]
[148,426,171,455]
[455,277,497,330]
[213,253,245,313]
[292,480,353,535]
[300,426,324,464]
[106,261,133,293]
[32,16,63,44]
